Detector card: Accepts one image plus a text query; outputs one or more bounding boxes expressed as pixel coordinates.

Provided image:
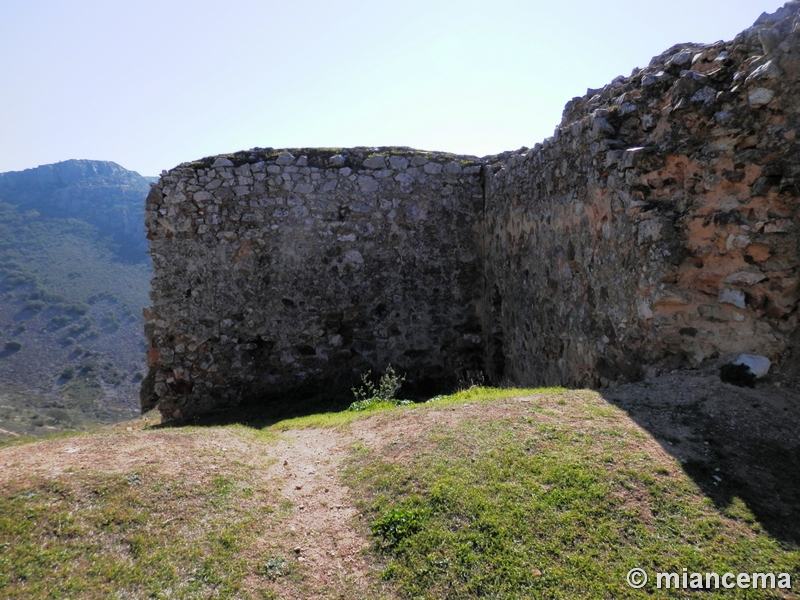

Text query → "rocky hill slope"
[0,159,154,263]
[0,161,153,438]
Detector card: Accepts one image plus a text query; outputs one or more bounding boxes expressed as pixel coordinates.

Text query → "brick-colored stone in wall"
[484,2,799,387]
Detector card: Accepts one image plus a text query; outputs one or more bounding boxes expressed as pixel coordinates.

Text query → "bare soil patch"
[247,427,385,599]
[602,367,800,544]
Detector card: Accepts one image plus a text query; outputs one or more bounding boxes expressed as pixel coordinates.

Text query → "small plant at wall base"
[348,365,410,411]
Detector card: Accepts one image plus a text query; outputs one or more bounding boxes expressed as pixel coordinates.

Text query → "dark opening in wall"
[489,284,506,384]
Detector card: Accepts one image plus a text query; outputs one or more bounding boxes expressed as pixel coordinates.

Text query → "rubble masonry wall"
[143,148,485,418]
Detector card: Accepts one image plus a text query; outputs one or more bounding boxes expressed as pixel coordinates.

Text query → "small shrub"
[258,555,292,580]
[63,303,90,316]
[78,360,97,375]
[46,408,72,424]
[24,299,46,312]
[51,314,72,328]
[349,365,408,411]
[372,508,423,549]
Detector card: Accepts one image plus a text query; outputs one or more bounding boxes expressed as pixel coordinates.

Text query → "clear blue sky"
[0,0,784,176]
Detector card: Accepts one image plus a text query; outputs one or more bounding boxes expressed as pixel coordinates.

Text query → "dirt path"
[257,427,376,599]
[0,420,384,599]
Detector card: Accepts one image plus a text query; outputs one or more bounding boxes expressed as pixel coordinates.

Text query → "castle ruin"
[143,3,800,420]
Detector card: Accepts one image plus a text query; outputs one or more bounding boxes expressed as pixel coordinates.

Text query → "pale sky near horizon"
[0,0,786,177]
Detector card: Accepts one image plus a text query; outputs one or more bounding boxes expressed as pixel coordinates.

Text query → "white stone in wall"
[718,288,746,309]
[731,354,771,378]
[748,88,774,107]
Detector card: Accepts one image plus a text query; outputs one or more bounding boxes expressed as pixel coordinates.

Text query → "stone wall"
[143,148,485,418]
[144,3,800,418]
[484,2,800,387]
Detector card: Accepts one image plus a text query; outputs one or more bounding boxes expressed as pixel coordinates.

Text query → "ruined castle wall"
[144,4,800,418]
[143,148,485,419]
[484,5,800,388]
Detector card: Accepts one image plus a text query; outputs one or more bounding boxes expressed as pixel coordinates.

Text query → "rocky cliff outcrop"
[0,160,154,263]
[144,3,799,419]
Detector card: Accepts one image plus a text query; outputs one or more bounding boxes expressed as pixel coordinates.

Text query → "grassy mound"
[0,387,797,599]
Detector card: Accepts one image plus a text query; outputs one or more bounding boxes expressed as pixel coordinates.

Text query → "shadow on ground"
[151,364,800,546]
[152,373,456,432]
[151,388,356,432]
[601,367,800,546]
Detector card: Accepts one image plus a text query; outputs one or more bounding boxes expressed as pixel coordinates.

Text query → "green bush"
[24,299,46,312]
[63,302,90,316]
[349,365,409,411]
[50,314,72,328]
[372,508,424,549]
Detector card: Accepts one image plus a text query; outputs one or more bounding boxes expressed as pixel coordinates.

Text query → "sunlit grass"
[340,389,800,599]
[3,386,798,598]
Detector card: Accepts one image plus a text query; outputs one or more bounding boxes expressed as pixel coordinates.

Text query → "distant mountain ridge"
[0,160,154,263]
[0,159,153,438]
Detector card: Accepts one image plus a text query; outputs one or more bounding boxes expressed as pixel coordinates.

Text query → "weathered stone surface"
[362,155,386,169]
[143,3,800,419]
[748,88,775,106]
[275,152,295,166]
[483,2,800,388]
[144,147,485,419]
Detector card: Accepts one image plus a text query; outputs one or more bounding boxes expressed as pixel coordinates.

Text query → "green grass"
[0,461,283,599]
[268,387,563,431]
[270,399,402,430]
[1,387,798,598]
[426,385,566,405]
[341,390,799,599]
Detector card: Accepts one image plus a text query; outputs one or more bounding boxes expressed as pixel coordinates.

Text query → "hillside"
[0,161,153,438]
[0,380,797,598]
[0,160,155,263]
